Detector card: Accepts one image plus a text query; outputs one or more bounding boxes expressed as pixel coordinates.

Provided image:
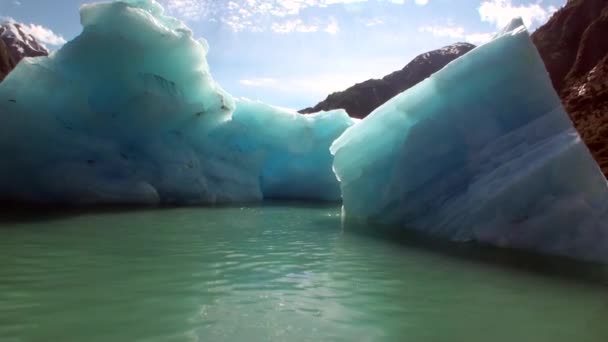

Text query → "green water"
[1,204,607,342]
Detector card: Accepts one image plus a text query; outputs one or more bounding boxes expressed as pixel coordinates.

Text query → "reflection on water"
[1,203,607,341]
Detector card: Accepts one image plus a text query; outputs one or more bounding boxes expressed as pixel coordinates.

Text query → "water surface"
[1,204,607,341]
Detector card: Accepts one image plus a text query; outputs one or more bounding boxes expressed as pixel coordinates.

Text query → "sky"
[0,0,566,109]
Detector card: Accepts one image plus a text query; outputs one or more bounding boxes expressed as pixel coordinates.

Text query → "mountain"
[0,22,49,64]
[531,0,608,175]
[299,42,476,118]
[0,38,14,81]
[0,21,49,81]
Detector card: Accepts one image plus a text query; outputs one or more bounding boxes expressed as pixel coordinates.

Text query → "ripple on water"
[0,204,608,342]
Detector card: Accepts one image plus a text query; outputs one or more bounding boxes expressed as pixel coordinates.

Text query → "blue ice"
[331,19,608,263]
[0,0,353,204]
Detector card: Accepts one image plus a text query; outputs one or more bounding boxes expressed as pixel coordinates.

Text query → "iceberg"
[331,19,608,263]
[0,0,352,204]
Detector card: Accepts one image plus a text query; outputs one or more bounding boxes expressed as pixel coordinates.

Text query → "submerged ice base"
[331,20,608,263]
[0,0,352,204]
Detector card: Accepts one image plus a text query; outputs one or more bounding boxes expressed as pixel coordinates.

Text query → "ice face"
[331,19,608,263]
[0,0,352,204]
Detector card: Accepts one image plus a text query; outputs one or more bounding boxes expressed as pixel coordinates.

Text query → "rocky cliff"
[531,0,608,175]
[0,38,14,81]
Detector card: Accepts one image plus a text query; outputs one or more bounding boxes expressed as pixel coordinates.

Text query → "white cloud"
[269,16,340,34]
[418,25,464,39]
[324,17,339,34]
[418,24,492,45]
[237,55,418,101]
[165,0,207,20]
[12,1,22,6]
[164,0,369,21]
[465,32,493,44]
[362,17,384,27]
[478,0,558,30]
[417,1,559,45]
[239,78,279,86]
[389,0,428,4]
[239,74,370,95]
[271,19,320,33]
[21,23,67,46]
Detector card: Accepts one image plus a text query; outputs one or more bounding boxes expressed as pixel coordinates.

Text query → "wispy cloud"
[386,0,428,5]
[162,0,426,33]
[418,24,493,45]
[22,23,67,46]
[164,0,367,21]
[361,17,384,27]
[239,78,279,87]
[418,25,464,39]
[165,0,207,20]
[324,17,339,34]
[239,73,372,95]
[271,19,319,33]
[478,0,558,30]
[464,32,493,44]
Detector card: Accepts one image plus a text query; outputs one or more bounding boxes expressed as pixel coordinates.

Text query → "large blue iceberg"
[331,19,608,263]
[0,0,353,204]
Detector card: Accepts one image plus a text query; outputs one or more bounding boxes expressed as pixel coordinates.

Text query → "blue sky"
[1,0,566,109]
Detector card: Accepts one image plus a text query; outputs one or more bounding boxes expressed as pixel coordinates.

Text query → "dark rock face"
[532,0,608,175]
[0,38,15,81]
[0,22,49,65]
[299,42,476,119]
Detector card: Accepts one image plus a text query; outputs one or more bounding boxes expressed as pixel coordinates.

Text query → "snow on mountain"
[0,21,49,65]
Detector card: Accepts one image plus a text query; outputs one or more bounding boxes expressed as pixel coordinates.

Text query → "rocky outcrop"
[0,38,15,81]
[0,21,49,81]
[532,0,608,175]
[299,43,475,119]
[0,22,49,65]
